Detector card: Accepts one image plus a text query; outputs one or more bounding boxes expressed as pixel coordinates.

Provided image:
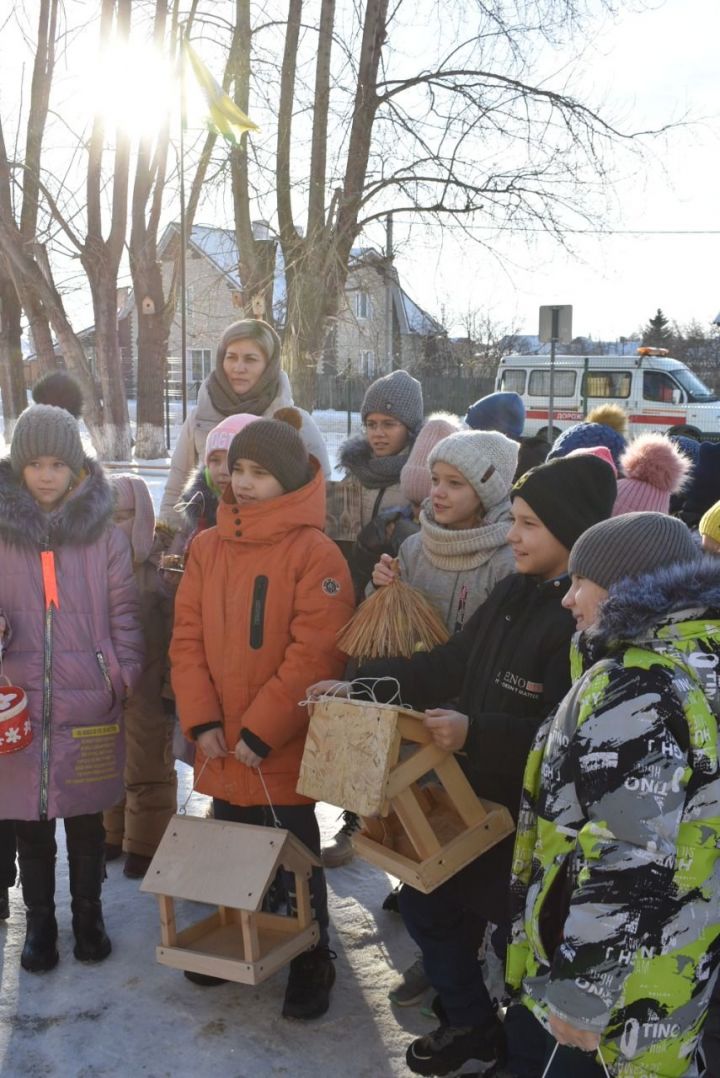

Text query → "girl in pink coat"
[0,405,143,973]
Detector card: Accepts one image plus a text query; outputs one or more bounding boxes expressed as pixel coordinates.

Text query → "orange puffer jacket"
[170,461,354,806]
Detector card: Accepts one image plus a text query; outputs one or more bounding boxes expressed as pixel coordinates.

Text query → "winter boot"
[282,945,337,1020]
[19,857,59,972]
[321,811,360,868]
[68,854,112,962]
[0,887,9,920]
[406,1013,506,1077]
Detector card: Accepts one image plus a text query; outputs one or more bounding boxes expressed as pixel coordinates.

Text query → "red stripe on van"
[628,414,687,425]
[525,409,584,421]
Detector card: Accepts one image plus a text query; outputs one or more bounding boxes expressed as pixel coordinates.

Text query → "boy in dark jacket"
[310,454,617,1076]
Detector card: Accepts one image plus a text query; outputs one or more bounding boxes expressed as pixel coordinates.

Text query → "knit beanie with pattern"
[465,391,525,440]
[547,420,627,471]
[361,370,424,434]
[111,474,156,564]
[400,413,462,504]
[569,512,700,590]
[10,404,85,477]
[205,413,260,463]
[227,408,311,493]
[429,430,519,513]
[511,455,617,552]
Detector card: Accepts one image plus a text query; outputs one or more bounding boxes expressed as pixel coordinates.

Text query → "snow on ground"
[0,405,446,1077]
[0,777,433,1077]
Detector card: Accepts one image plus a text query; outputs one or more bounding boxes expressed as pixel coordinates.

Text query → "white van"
[495,348,720,440]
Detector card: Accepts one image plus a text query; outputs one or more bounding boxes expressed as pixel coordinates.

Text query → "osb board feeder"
[297,697,515,893]
[140,815,320,985]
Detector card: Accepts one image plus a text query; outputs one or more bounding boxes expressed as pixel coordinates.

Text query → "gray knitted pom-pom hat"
[10,404,85,477]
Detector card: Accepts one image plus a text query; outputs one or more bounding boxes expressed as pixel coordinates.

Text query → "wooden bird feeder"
[140,816,320,985]
[297,697,515,894]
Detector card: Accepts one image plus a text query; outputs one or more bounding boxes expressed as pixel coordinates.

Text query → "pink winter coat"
[0,458,143,821]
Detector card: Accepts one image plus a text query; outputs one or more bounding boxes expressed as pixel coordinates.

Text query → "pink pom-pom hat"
[612,433,691,516]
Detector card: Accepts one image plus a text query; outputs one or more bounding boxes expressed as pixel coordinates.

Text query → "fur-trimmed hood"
[587,555,720,650]
[0,456,113,550]
[338,432,414,489]
[178,465,219,530]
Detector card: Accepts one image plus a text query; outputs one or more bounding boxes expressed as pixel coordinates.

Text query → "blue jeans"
[212,799,329,947]
[504,1004,605,1077]
[398,873,496,1028]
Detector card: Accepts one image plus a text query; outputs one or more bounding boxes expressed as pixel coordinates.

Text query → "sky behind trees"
[395,0,720,340]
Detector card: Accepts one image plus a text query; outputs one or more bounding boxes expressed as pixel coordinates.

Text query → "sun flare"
[83,40,178,138]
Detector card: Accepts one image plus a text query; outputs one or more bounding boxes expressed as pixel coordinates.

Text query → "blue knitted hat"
[547,421,627,471]
[465,391,525,440]
[670,435,701,467]
[682,441,720,517]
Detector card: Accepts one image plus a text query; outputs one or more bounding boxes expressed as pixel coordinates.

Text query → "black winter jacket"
[356,572,575,920]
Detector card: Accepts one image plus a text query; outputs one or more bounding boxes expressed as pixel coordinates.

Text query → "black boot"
[68,854,111,962]
[282,945,337,1020]
[0,887,9,920]
[19,857,59,972]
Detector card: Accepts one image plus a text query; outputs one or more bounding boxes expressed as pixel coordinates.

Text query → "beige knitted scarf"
[419,499,512,571]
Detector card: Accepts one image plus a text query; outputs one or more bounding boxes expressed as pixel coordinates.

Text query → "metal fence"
[314,372,496,416]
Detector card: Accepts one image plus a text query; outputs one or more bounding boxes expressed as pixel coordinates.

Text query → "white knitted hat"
[429,430,519,512]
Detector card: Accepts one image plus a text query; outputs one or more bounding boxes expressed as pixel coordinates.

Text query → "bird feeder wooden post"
[141,816,320,984]
[297,697,515,893]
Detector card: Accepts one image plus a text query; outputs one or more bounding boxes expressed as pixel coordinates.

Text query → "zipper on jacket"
[95,650,117,709]
[250,576,269,650]
[39,605,53,820]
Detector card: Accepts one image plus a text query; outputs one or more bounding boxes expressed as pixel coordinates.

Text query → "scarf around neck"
[419,498,513,571]
[339,433,413,489]
[205,348,282,418]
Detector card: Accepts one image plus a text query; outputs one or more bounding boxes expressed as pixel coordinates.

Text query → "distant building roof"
[158,224,445,337]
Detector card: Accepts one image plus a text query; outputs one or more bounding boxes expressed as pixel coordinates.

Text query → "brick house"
[120,223,444,395]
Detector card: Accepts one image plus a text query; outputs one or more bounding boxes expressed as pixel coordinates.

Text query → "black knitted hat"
[512,455,617,551]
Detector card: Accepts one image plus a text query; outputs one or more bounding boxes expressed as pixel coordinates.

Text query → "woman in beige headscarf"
[159,318,329,528]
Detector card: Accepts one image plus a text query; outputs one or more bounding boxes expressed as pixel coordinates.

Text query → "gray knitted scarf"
[205,350,282,418]
[339,434,413,490]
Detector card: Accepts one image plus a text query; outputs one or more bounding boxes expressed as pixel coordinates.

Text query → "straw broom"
[337,560,449,660]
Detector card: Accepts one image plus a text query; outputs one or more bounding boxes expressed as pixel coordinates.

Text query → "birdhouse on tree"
[297,697,515,893]
[141,296,155,315]
[141,815,320,985]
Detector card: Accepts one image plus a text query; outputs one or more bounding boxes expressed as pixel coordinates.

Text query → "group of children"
[0,321,719,1078]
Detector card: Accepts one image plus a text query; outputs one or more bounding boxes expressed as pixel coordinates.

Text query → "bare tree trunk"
[0,271,28,435]
[0,214,104,441]
[79,0,132,460]
[130,0,172,458]
[24,293,56,374]
[230,0,277,321]
[272,0,387,409]
[133,257,171,457]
